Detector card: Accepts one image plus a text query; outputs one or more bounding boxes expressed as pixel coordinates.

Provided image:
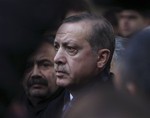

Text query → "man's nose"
[31,65,41,78]
[54,48,67,65]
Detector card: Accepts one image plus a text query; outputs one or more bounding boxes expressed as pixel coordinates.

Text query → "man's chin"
[56,78,69,87]
[29,89,48,98]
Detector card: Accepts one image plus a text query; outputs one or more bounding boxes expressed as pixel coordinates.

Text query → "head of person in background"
[54,13,115,97]
[65,83,150,118]
[118,8,146,38]
[23,35,59,106]
[117,29,150,101]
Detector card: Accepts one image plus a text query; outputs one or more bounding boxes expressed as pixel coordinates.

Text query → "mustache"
[54,64,68,73]
[27,77,48,87]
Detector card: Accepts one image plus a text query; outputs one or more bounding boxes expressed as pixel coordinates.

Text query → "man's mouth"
[31,84,45,89]
[55,71,67,78]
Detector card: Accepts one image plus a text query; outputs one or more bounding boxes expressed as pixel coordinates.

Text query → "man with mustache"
[22,35,65,118]
[54,13,115,116]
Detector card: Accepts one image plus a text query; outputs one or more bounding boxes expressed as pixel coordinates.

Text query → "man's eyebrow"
[64,39,80,44]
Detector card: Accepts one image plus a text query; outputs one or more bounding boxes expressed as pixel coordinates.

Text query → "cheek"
[130,21,138,27]
[68,54,96,76]
[45,70,57,84]
[67,56,85,72]
[120,20,126,26]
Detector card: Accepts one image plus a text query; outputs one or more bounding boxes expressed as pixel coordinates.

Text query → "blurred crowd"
[0,0,150,118]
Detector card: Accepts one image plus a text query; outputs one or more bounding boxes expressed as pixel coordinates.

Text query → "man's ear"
[97,49,110,69]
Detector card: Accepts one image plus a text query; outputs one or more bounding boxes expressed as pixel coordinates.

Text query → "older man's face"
[54,22,99,89]
[23,42,58,98]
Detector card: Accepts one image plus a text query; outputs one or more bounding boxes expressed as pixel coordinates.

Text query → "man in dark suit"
[21,35,65,118]
[54,13,115,116]
[4,36,65,118]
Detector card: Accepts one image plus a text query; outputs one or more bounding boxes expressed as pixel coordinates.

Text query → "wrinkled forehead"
[58,21,91,34]
[55,21,93,42]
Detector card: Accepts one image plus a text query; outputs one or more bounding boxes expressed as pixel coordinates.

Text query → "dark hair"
[63,13,115,73]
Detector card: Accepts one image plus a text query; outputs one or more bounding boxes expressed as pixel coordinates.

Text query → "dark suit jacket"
[23,88,65,118]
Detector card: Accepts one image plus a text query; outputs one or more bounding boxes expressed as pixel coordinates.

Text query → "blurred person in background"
[110,24,150,110]
[117,28,150,102]
[64,82,150,118]
[118,8,146,38]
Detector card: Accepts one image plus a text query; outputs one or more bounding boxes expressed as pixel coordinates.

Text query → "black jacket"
[23,88,65,118]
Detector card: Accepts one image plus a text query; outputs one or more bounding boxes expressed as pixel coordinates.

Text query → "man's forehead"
[55,22,91,41]
[58,23,83,33]
[27,52,53,64]
[28,43,54,61]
